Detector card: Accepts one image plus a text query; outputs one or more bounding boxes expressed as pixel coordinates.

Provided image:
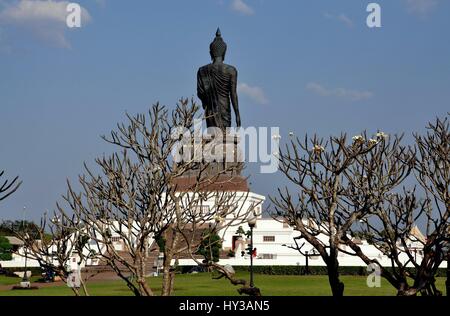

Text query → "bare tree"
[57,99,252,296]
[346,190,443,296]
[411,114,449,295]
[271,132,411,296]
[61,151,164,296]
[0,171,87,293]
[56,100,195,296]
[0,170,21,202]
[13,212,95,296]
[342,115,449,296]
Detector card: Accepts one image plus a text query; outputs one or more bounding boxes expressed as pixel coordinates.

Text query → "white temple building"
[1,190,440,272]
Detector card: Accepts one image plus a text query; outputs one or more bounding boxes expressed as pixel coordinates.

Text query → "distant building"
[1,196,445,272]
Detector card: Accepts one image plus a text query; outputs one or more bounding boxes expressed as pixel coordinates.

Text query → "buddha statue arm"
[230,68,241,127]
[197,69,206,109]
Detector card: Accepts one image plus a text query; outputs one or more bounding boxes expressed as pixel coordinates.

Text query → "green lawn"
[0,273,447,296]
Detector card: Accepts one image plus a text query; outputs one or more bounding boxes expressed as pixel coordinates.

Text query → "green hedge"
[178,265,447,277]
[1,267,43,277]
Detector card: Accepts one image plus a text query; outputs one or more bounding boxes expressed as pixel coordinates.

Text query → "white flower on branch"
[368,138,379,146]
[376,132,388,140]
[313,144,325,155]
[352,135,365,144]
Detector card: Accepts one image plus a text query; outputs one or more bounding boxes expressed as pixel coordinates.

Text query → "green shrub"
[197,231,222,263]
[0,236,12,261]
[177,265,447,276]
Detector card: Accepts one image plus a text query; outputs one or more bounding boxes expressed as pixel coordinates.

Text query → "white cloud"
[306,82,373,102]
[231,0,254,16]
[404,0,438,17]
[337,14,353,27]
[238,83,268,105]
[0,0,91,48]
[324,12,353,27]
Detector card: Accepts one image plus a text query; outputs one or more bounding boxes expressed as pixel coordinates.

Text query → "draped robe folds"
[197,63,236,129]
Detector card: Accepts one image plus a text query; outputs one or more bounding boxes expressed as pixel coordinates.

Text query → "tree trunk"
[169,269,175,294]
[394,274,416,296]
[327,252,344,297]
[161,254,174,296]
[161,230,180,296]
[136,251,153,296]
[423,280,442,296]
[446,254,450,297]
[327,265,344,297]
[137,277,153,296]
[407,251,443,296]
[80,277,89,296]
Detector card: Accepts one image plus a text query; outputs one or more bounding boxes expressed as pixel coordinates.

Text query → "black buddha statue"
[197,28,241,130]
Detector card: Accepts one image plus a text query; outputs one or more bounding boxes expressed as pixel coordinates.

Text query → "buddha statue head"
[209,28,227,61]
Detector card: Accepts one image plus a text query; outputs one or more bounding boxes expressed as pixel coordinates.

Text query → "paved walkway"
[0,280,65,291]
[0,271,126,291]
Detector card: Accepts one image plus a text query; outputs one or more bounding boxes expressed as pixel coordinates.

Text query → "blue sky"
[0,0,449,221]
